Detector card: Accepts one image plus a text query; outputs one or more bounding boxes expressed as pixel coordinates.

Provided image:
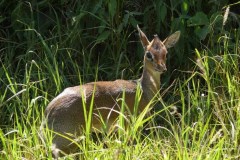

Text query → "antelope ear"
[163,31,181,49]
[137,25,150,49]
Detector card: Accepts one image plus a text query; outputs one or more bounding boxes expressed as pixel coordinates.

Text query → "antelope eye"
[146,51,153,61]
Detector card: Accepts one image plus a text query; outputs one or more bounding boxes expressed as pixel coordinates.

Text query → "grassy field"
[1,1,240,159]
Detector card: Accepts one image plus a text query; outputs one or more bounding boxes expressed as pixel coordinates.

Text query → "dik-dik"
[41,26,180,158]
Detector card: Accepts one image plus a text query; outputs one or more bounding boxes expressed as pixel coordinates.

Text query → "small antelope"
[41,26,180,158]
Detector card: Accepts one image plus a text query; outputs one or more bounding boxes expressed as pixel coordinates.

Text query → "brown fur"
[41,25,180,158]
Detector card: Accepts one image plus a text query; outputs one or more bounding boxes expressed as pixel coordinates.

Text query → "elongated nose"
[156,62,167,72]
[160,62,167,72]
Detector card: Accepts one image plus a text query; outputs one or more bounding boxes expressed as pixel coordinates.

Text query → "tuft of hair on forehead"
[150,34,163,50]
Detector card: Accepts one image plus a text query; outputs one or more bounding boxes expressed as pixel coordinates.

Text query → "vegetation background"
[0,0,240,159]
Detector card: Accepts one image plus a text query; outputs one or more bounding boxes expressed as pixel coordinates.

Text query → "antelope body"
[41,26,180,158]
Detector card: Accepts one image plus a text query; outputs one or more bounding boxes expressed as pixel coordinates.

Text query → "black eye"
[146,51,153,61]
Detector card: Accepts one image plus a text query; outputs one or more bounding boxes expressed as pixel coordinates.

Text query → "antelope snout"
[156,62,167,72]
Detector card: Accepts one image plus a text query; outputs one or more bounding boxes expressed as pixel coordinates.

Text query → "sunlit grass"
[1,1,240,159]
[1,36,240,159]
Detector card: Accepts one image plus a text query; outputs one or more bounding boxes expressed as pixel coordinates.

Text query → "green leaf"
[194,25,210,40]
[123,12,129,26]
[187,12,209,26]
[129,17,141,28]
[72,13,86,25]
[97,31,110,42]
[92,0,103,13]
[0,16,6,23]
[117,23,123,33]
[108,0,117,18]
[160,5,167,22]
[181,1,189,14]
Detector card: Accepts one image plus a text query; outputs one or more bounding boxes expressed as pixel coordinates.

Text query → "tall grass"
[1,0,240,159]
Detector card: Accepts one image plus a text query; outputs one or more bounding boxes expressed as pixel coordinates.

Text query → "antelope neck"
[140,67,161,101]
